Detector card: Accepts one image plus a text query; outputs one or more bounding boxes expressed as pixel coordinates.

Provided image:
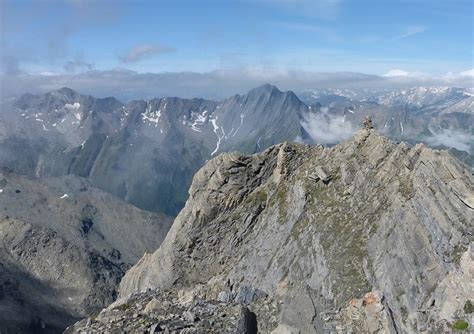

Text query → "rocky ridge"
[72,129,473,333]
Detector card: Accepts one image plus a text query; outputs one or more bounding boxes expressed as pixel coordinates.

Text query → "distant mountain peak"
[51,87,79,99]
[248,83,281,95]
[56,87,76,94]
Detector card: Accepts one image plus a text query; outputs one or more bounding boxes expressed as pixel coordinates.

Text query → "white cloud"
[459,69,474,77]
[301,109,357,144]
[384,69,410,77]
[393,25,427,40]
[443,69,474,86]
[2,68,473,101]
[383,69,428,78]
[120,44,176,63]
[423,129,473,153]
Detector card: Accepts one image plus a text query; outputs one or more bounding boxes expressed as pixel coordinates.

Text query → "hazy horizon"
[1,0,473,99]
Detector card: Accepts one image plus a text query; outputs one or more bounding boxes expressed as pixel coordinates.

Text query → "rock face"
[0,171,172,333]
[111,130,473,333]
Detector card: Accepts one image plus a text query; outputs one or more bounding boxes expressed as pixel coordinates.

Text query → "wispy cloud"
[119,44,176,63]
[0,0,123,74]
[393,25,427,40]
[423,129,473,153]
[301,107,357,144]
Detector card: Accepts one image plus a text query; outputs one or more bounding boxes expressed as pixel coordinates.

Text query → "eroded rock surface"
[78,130,473,333]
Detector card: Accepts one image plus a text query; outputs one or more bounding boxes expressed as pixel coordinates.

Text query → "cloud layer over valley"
[1,68,473,101]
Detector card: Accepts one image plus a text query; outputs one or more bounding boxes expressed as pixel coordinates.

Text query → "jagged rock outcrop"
[0,172,172,333]
[105,130,473,333]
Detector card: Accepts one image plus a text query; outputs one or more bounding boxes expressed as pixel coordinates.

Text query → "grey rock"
[309,166,331,184]
[118,130,473,333]
[183,310,197,322]
[234,286,268,304]
[271,324,301,334]
[217,290,233,303]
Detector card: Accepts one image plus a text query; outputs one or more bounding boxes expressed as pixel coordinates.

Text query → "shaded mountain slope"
[0,171,172,333]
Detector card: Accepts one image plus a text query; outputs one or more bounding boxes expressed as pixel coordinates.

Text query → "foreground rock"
[67,287,270,333]
[0,172,172,333]
[77,130,473,333]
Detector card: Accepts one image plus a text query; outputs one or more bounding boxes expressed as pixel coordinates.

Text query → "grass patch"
[452,319,469,331]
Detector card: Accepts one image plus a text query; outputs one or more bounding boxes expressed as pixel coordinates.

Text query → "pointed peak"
[54,87,77,96]
[248,83,281,96]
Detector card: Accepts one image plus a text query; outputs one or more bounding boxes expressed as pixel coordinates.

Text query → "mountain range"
[1,84,472,216]
[0,84,472,332]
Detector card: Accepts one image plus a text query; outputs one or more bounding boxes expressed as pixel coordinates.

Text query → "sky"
[0,0,473,98]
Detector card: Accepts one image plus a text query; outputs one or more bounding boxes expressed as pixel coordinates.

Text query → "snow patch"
[59,194,69,199]
[142,103,162,126]
[190,112,207,132]
[210,117,226,155]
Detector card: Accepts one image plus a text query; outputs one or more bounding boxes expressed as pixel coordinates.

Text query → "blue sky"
[1,0,472,76]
